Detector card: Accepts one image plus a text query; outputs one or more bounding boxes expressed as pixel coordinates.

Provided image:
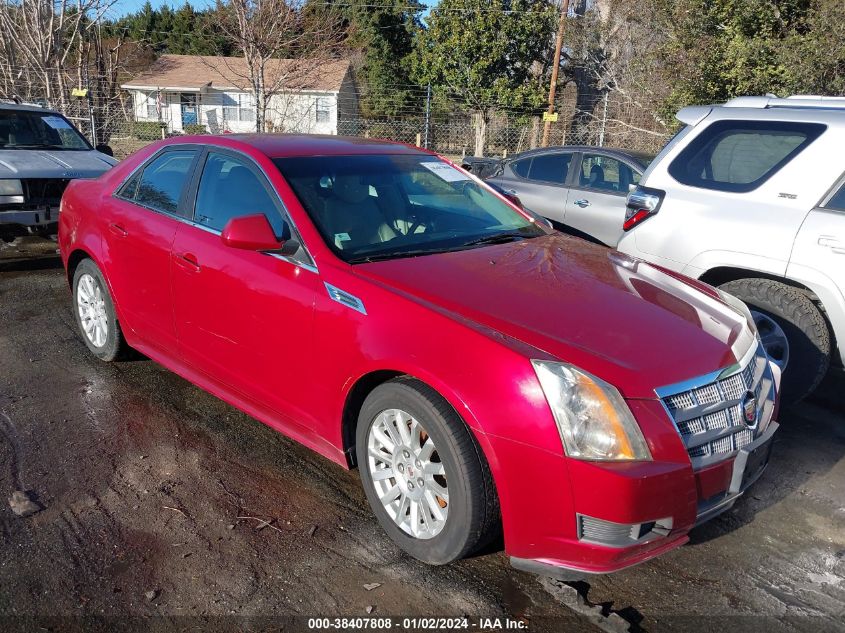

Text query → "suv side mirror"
[96,144,114,157]
[221,214,287,251]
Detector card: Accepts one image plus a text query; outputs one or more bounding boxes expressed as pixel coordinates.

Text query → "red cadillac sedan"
[58,135,780,578]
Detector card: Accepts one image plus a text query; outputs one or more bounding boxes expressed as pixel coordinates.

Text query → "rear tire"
[356,377,500,564]
[72,258,128,362]
[719,278,831,404]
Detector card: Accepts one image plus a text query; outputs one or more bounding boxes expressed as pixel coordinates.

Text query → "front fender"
[683,250,789,279]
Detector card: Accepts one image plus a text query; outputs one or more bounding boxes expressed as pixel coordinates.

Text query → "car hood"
[0,149,115,179]
[354,234,755,399]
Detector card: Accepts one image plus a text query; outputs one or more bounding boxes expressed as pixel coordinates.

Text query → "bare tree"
[566,0,674,141]
[0,0,118,107]
[213,0,347,132]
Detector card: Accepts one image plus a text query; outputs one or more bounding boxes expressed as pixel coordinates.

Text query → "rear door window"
[668,120,825,193]
[526,153,571,185]
[119,149,198,216]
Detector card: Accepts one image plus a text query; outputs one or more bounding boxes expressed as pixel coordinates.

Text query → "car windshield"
[0,109,91,150]
[274,154,546,263]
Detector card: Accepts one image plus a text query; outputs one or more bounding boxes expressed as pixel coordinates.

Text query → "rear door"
[105,147,199,352]
[487,151,573,223]
[788,178,845,355]
[564,152,641,246]
[630,119,826,272]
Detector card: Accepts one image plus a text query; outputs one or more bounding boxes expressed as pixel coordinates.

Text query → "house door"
[180,93,198,126]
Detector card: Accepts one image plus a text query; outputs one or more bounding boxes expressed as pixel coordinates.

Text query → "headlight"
[532,361,652,461]
[0,179,23,196]
[716,287,757,334]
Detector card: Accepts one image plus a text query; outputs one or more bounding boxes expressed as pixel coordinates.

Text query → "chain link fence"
[5,89,672,161]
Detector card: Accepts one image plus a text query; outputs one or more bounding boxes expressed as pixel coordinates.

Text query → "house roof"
[121,55,350,93]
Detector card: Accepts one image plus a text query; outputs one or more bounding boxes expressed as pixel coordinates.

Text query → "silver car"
[1,102,116,239]
[485,146,652,246]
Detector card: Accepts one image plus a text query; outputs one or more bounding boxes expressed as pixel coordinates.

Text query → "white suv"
[617,95,845,403]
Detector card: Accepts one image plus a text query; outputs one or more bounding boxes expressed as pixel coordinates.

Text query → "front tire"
[356,378,500,564]
[72,258,128,362]
[719,278,831,404]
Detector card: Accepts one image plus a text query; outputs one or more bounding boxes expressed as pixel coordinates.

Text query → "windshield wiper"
[347,247,456,264]
[460,232,529,247]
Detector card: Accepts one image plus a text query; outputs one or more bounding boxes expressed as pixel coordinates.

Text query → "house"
[121,54,357,135]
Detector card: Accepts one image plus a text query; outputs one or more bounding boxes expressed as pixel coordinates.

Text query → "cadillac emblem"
[741,390,758,427]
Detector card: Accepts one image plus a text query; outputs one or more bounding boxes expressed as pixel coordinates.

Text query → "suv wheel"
[356,378,500,564]
[719,278,831,404]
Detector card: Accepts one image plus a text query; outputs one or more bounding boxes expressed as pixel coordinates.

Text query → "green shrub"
[183,124,207,135]
[132,121,165,141]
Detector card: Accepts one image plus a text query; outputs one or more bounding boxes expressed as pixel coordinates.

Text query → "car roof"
[0,102,59,114]
[171,134,431,159]
[505,145,653,166]
[678,95,845,128]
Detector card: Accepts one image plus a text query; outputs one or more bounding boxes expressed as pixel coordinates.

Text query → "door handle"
[818,236,845,254]
[173,252,201,272]
[109,223,128,237]
[574,199,591,208]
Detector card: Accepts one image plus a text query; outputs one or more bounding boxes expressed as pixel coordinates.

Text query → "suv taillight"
[624,186,665,231]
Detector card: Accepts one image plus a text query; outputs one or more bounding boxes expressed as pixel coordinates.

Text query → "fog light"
[577,514,673,548]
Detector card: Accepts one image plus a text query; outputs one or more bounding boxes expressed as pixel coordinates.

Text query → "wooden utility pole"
[541,0,570,147]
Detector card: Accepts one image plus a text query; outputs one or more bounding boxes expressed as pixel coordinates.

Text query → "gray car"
[485,146,652,246]
[1,102,117,239]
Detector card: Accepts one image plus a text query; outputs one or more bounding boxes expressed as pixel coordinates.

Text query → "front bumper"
[1,178,71,229]
[0,205,60,228]
[502,420,779,579]
[694,420,778,525]
[496,354,780,580]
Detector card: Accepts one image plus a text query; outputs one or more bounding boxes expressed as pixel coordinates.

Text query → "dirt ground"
[1,237,843,633]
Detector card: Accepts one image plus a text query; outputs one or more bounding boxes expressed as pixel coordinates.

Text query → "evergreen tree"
[412,0,555,154]
[348,0,425,118]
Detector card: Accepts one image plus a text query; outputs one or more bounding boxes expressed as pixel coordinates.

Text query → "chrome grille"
[657,341,776,469]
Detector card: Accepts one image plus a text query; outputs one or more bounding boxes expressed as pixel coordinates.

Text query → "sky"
[112,0,214,15]
[113,0,439,18]
[113,0,216,14]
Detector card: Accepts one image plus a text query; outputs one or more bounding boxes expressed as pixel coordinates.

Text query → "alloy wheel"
[366,408,449,539]
[752,310,789,371]
[76,273,109,348]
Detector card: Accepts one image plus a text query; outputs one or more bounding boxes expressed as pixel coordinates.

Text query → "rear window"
[509,153,571,185]
[118,149,197,216]
[668,120,825,193]
[511,158,531,178]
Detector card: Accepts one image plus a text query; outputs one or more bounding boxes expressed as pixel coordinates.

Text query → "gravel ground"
[0,237,843,633]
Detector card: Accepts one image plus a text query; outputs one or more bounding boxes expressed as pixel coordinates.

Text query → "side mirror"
[96,144,114,157]
[221,214,287,251]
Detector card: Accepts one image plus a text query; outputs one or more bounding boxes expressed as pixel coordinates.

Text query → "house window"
[145,91,159,119]
[222,92,255,123]
[315,98,330,124]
